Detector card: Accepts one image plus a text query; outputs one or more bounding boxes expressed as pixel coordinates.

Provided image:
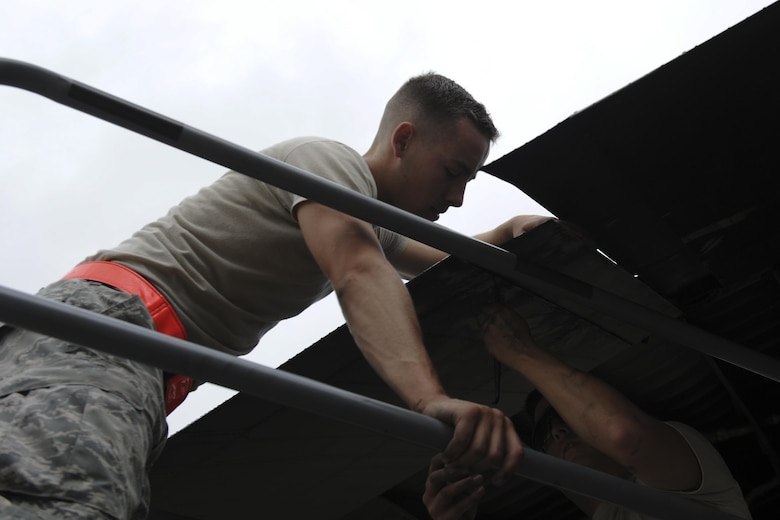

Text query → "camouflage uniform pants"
[0,280,168,519]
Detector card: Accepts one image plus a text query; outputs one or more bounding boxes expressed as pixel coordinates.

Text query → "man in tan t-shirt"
[0,73,550,518]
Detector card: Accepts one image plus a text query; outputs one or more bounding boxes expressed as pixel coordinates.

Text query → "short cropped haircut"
[383,72,499,142]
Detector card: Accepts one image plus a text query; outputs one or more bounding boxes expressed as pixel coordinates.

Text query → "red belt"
[63,260,193,415]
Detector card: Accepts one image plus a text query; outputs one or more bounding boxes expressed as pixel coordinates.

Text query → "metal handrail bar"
[0,285,745,520]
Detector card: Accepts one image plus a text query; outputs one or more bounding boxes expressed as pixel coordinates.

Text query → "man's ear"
[391,121,414,158]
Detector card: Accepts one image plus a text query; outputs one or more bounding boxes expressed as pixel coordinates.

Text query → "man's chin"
[428,208,444,221]
[417,210,439,221]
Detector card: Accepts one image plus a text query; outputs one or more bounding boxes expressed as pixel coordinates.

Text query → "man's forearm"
[335,259,446,411]
[502,345,650,458]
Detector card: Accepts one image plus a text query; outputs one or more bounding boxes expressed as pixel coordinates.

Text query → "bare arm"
[392,215,554,278]
[472,214,554,246]
[482,306,702,492]
[298,200,443,406]
[296,201,522,481]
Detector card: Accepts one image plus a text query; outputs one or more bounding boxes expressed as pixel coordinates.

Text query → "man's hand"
[481,305,539,365]
[473,214,555,247]
[423,454,483,520]
[392,214,554,279]
[419,396,523,487]
[507,214,556,238]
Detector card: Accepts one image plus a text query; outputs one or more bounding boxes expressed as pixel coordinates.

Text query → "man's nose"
[446,182,466,208]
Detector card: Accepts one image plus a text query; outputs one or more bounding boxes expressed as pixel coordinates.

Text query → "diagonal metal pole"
[1,58,778,383]
[0,285,745,520]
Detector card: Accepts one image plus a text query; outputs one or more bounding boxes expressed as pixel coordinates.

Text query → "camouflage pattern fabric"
[0,280,168,519]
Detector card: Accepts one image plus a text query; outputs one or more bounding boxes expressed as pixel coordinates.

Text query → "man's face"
[394,117,490,221]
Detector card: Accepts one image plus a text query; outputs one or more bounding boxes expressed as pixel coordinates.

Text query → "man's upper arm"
[295,200,386,280]
[629,419,703,492]
[296,200,448,281]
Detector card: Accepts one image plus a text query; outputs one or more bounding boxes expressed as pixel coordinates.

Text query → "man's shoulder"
[261,136,373,190]
[261,137,359,161]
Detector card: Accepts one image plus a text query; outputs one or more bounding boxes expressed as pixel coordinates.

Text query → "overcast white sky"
[1,0,774,434]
